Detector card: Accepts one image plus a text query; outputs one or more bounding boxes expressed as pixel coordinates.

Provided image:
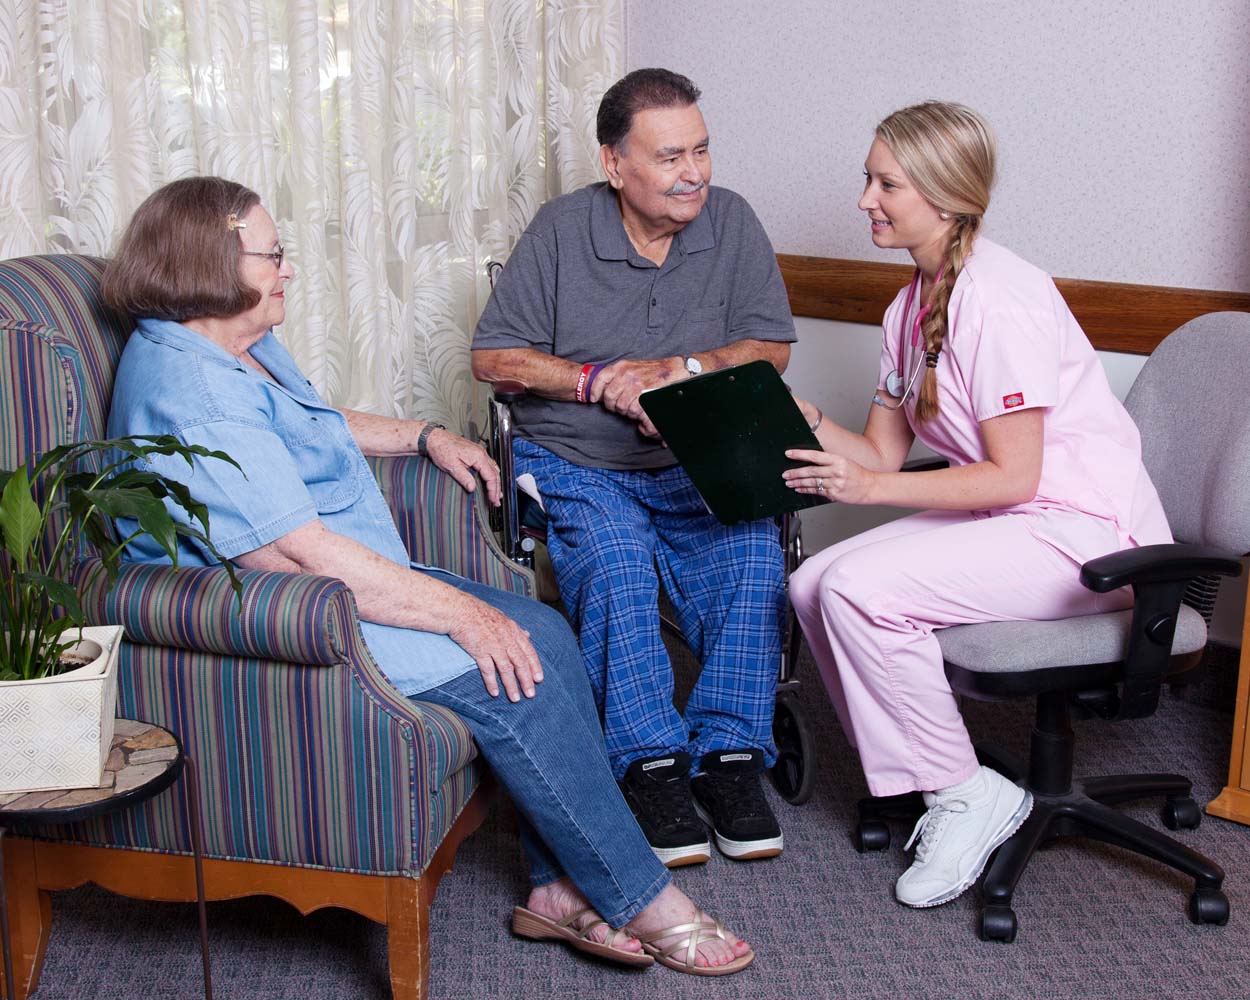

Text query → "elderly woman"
[102,176,753,978]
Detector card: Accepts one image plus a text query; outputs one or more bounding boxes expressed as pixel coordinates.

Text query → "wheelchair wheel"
[771,690,815,805]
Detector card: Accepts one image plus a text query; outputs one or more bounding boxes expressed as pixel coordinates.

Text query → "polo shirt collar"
[590,182,717,263]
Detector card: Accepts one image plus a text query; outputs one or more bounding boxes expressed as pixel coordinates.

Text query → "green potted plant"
[0,435,239,793]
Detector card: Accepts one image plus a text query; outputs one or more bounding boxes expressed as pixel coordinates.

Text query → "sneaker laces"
[903,798,970,861]
[635,771,697,834]
[702,771,768,819]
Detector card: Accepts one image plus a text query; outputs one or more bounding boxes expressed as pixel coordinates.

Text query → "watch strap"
[416,421,446,456]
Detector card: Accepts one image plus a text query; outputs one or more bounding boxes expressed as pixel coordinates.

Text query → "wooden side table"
[0,720,212,1000]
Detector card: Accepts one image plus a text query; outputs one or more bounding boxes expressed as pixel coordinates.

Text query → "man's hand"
[590,357,683,422]
[446,593,544,701]
[424,429,502,506]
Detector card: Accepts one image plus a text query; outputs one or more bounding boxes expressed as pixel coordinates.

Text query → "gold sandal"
[511,905,654,968]
[637,917,755,976]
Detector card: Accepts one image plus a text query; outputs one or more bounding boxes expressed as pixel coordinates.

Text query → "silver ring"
[817,479,825,493]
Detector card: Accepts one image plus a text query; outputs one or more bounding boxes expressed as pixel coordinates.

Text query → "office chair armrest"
[1079,543,1243,593]
[900,456,950,473]
[1074,543,1241,721]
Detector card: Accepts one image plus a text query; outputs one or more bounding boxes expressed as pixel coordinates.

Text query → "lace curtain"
[0,0,622,424]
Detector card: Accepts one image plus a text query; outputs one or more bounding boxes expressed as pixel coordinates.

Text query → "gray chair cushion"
[937,603,1208,674]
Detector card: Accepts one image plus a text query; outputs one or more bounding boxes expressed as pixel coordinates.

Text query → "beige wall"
[625,0,1250,290]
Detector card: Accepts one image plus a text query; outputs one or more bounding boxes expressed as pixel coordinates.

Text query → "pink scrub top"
[878,237,1172,560]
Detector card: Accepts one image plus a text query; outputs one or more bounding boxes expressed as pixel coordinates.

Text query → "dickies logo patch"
[1003,392,1025,409]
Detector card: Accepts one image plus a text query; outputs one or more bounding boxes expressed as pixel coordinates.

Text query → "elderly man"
[472,68,795,868]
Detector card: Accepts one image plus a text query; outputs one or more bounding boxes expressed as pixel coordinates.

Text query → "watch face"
[686,357,703,376]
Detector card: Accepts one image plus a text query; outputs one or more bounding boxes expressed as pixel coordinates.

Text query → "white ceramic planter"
[0,624,124,794]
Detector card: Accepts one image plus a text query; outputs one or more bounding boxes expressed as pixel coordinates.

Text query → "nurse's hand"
[447,595,544,702]
[424,428,503,506]
[783,448,876,505]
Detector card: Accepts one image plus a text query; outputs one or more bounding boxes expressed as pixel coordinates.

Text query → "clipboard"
[639,359,826,525]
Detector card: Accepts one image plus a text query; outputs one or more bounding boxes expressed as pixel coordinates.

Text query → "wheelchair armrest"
[491,380,528,404]
[1079,543,1243,593]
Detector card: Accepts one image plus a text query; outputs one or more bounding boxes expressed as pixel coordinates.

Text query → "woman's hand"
[446,593,544,701]
[424,429,502,506]
[783,448,877,505]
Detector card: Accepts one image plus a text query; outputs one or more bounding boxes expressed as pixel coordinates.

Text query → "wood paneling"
[778,254,1250,355]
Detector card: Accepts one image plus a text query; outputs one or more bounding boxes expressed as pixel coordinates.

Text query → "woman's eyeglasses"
[240,245,285,269]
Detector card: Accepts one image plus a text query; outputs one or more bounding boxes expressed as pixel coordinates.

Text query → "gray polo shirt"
[472,182,796,470]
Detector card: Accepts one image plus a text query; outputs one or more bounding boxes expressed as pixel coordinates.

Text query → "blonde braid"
[914,217,980,423]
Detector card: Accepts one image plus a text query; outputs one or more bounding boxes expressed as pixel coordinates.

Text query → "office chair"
[481,260,815,803]
[855,310,1248,942]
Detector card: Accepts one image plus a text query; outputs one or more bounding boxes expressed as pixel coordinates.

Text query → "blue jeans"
[416,571,670,927]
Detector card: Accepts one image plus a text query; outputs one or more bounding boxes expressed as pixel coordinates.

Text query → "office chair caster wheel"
[1163,796,1202,831]
[979,905,1018,943]
[1188,888,1230,925]
[771,691,815,805]
[853,820,890,853]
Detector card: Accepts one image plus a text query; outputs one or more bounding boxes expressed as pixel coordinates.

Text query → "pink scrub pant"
[790,508,1131,798]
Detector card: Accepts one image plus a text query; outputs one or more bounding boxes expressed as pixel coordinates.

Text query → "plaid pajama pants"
[515,438,784,778]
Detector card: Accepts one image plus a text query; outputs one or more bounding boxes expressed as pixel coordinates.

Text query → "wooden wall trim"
[778,254,1250,355]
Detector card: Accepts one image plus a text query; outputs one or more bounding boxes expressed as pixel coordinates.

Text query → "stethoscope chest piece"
[885,370,905,397]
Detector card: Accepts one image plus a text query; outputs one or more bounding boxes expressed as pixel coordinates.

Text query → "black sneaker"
[618,752,711,867]
[691,749,784,860]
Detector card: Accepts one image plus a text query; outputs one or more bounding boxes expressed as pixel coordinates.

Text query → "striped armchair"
[0,255,534,1000]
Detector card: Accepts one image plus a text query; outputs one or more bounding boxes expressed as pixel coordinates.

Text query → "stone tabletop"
[0,719,179,816]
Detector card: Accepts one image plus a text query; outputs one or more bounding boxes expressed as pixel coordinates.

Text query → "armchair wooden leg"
[385,877,428,1000]
[0,838,51,1000]
[385,781,495,1000]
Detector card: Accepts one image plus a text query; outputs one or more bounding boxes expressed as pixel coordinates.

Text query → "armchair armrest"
[73,558,352,664]
[70,555,485,874]
[368,452,533,597]
[1080,543,1243,592]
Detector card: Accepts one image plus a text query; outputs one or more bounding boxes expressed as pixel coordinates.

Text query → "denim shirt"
[106,317,476,695]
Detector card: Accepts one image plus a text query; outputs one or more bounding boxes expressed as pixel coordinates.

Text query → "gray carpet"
[35,645,1250,1000]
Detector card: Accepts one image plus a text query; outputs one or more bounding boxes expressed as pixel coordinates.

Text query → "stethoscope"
[873,268,939,409]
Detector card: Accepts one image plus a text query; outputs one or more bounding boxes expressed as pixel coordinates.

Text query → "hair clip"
[226,213,247,231]
[924,350,941,368]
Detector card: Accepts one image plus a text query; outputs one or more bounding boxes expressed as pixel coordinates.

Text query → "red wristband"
[575,362,595,403]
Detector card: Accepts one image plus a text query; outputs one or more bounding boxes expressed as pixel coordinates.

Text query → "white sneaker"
[894,766,1033,908]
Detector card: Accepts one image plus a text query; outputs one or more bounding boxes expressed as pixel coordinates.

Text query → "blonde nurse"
[784,102,1171,909]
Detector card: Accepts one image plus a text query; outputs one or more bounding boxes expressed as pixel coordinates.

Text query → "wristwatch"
[684,356,703,377]
[416,421,446,457]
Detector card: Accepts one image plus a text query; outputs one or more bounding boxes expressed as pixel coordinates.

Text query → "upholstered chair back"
[0,255,131,557]
[1124,311,1250,554]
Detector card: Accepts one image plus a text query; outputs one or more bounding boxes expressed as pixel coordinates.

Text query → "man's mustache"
[665,179,706,196]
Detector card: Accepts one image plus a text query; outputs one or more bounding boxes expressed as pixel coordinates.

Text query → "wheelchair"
[479,260,815,804]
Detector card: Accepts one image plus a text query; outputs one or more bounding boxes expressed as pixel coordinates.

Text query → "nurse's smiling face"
[858,137,951,267]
